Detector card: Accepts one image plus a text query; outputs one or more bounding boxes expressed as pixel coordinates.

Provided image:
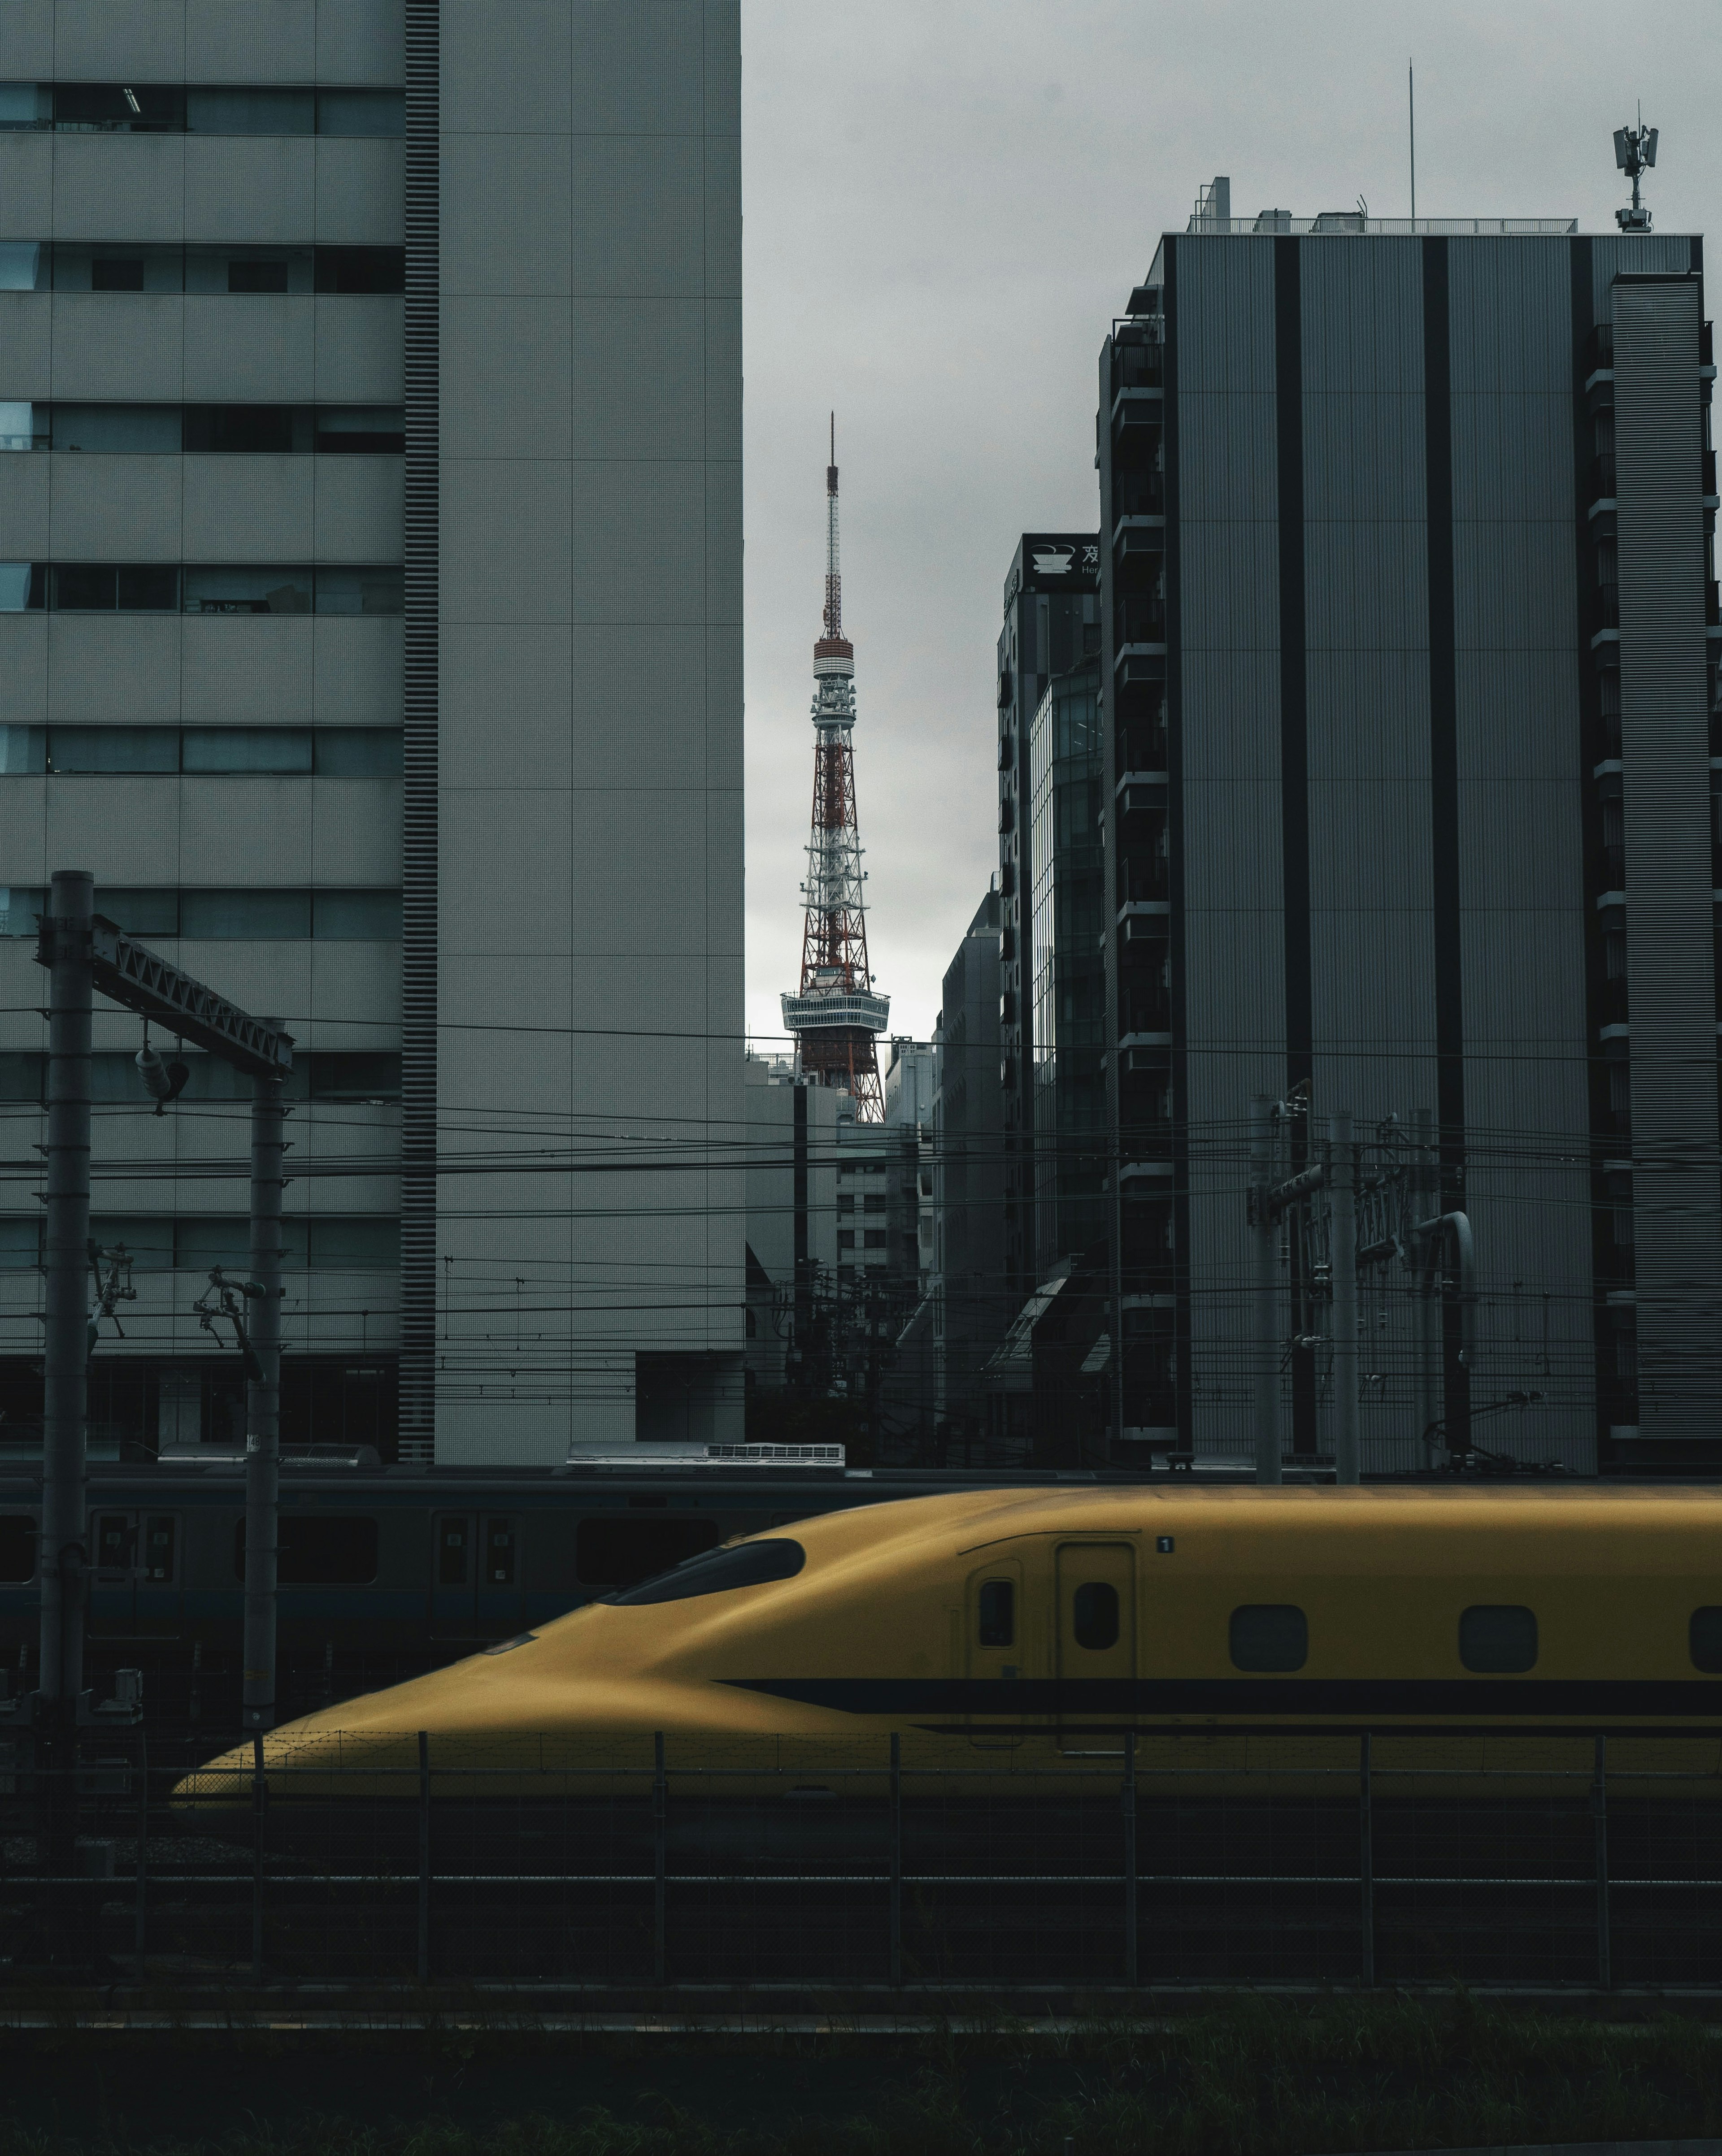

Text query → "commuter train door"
[430,1512,521,1639]
[87,1510,182,1639]
[1054,1542,1135,1753]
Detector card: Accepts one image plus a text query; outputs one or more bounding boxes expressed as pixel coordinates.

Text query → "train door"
[88,1510,182,1639]
[965,1559,1024,1749]
[1054,1541,1135,1753]
[430,1512,521,1639]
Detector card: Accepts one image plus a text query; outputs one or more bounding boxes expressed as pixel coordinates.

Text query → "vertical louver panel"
[399,0,439,1461]
[1613,277,1722,1440]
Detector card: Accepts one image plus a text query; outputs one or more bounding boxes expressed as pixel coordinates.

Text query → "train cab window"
[438,1517,470,1586]
[235,1514,378,1584]
[1459,1604,1537,1674]
[604,1537,805,1605]
[978,1579,1014,1647]
[485,1518,515,1586]
[1071,1580,1119,1650]
[1230,1604,1308,1672]
[576,1516,722,1589]
[0,1514,34,1582]
[1690,1608,1722,1672]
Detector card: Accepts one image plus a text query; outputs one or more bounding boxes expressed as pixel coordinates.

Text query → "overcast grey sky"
[739,0,1721,1050]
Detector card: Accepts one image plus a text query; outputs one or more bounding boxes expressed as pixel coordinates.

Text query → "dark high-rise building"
[932,888,1007,1441]
[1099,196,1719,1471]
[996,535,1101,1308]
[1029,661,1107,1279]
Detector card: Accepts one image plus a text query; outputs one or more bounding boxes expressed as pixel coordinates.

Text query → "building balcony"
[1708,579,1721,629]
[1112,473,1165,523]
[1114,595,1167,649]
[1588,452,1616,506]
[1585,584,1620,640]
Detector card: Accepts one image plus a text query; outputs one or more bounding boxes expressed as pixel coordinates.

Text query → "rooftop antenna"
[1613,104,1657,232]
[1408,60,1416,222]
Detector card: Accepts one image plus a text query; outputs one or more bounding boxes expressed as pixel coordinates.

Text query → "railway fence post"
[888,1732,902,1987]
[652,1731,666,1988]
[133,1728,147,1983]
[1121,1731,1139,1985]
[250,1731,266,1985]
[1358,1732,1374,1988]
[1592,1733,1611,1990]
[416,1729,430,1984]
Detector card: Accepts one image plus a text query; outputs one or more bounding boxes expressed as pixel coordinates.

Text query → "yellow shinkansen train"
[184,1483,1722,1800]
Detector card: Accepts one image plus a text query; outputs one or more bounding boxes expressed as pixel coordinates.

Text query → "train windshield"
[603,1538,805,1606]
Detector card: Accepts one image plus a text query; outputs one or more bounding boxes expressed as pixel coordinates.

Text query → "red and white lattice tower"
[780,420,890,1119]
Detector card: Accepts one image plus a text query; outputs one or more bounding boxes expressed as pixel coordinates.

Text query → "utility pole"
[1248,1094,1279,1484]
[1329,1109,1360,1486]
[27,878,292,1749]
[243,1027,286,1733]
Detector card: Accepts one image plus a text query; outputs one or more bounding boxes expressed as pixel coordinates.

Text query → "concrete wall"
[433,0,744,1461]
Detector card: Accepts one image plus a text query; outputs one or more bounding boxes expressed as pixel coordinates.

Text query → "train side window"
[142,1514,175,1583]
[95,1513,133,1573]
[235,1515,378,1584]
[485,1517,515,1586]
[1072,1580,1119,1650]
[576,1516,722,1588]
[1690,1608,1722,1672]
[978,1579,1014,1648]
[0,1514,33,1582]
[1230,1604,1308,1672]
[1459,1604,1537,1673]
[438,1517,470,1586]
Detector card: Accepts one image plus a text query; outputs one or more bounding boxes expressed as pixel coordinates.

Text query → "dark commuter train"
[0,1453,1150,1679]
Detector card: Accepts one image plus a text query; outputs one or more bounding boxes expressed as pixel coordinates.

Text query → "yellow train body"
[180,1483,1722,1805]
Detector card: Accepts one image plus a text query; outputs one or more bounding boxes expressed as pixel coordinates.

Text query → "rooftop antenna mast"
[1613,106,1657,232]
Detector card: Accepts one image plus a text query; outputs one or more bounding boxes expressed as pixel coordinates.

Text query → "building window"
[837,1230,856,1250]
[0,888,401,941]
[862,1229,888,1249]
[0,83,404,136]
[0,726,402,776]
[0,565,403,615]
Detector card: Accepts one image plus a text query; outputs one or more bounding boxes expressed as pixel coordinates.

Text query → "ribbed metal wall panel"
[397,0,439,1460]
[1590,234,1697,317]
[1301,241,1438,1226]
[1175,238,1285,1458]
[1179,651,1283,782]
[1446,236,1595,1466]
[1613,277,1722,1438]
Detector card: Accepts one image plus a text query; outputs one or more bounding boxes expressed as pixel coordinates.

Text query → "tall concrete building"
[1099,193,1718,1471]
[0,1,743,1464]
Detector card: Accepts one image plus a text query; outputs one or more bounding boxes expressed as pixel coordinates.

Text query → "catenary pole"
[1250,1094,1280,1484]
[1331,1109,1360,1485]
[243,1026,286,1733]
[39,868,94,1724]
[1413,1106,1436,1457]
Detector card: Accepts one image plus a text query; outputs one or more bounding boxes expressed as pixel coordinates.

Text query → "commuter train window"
[1072,1580,1119,1650]
[437,1516,470,1586]
[234,1514,378,1584]
[577,1516,722,1589]
[142,1513,175,1583]
[0,1514,35,1582]
[1230,1604,1308,1673]
[486,1518,515,1586]
[604,1536,804,1605]
[1690,1608,1722,1673]
[1458,1604,1537,1674]
[977,1579,1014,1648]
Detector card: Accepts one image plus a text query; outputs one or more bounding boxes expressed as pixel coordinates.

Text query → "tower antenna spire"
[782,421,889,1119]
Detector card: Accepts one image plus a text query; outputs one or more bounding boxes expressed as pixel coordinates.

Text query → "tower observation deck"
[780,421,890,1119]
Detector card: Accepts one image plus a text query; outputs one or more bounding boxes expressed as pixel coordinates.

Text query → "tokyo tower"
[780,419,890,1119]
